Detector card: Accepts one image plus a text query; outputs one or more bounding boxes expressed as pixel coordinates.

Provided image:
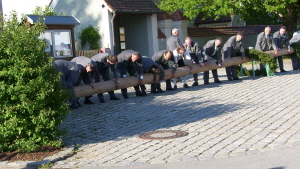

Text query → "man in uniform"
[140,57,165,94]
[167,28,180,51]
[289,31,300,70]
[255,26,274,70]
[91,53,120,103]
[54,60,85,109]
[202,37,223,84]
[183,37,204,86]
[116,50,145,98]
[151,50,176,91]
[273,26,290,72]
[167,28,181,83]
[71,56,96,104]
[223,31,245,81]
[172,45,194,89]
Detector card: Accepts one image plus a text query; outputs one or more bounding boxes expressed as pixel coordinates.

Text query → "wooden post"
[74,48,294,98]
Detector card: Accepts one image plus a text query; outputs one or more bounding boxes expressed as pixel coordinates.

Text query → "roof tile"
[104,0,162,14]
[171,11,188,21]
[157,28,166,38]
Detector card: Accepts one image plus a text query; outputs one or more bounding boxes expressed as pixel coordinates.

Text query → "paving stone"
[5,61,300,169]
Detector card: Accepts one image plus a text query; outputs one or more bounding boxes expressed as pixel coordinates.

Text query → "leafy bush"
[238,49,278,76]
[78,25,101,50]
[0,12,70,153]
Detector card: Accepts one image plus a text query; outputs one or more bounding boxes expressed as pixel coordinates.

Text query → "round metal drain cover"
[138,130,188,140]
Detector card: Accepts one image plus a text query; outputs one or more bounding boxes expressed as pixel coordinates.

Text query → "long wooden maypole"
[74,49,294,98]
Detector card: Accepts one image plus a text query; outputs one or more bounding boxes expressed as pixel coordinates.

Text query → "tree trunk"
[282,3,298,37]
[74,49,293,98]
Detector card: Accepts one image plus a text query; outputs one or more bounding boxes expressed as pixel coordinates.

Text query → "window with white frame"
[41,30,73,58]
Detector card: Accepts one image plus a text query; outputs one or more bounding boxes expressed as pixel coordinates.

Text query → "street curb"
[0,145,75,169]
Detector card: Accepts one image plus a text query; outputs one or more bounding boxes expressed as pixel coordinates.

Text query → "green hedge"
[236,49,278,77]
[0,12,70,152]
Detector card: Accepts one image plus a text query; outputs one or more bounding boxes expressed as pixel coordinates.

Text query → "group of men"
[54,26,300,109]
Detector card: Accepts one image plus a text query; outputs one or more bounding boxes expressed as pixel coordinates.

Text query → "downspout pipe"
[111,11,116,55]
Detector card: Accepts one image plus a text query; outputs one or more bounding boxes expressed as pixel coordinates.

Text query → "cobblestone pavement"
[50,60,300,168]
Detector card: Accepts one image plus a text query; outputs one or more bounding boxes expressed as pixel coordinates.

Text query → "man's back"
[167,35,180,51]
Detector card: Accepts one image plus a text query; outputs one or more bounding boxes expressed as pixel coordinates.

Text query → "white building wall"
[2,0,50,19]
[172,20,189,44]
[147,14,159,57]
[53,0,105,50]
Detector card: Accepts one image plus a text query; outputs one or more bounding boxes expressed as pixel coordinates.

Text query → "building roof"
[194,12,232,26]
[157,28,166,38]
[188,25,282,37]
[171,11,188,21]
[104,0,162,14]
[157,11,173,21]
[26,15,80,25]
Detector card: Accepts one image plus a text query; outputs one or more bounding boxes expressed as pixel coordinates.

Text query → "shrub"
[78,25,101,50]
[0,12,70,153]
[238,49,278,76]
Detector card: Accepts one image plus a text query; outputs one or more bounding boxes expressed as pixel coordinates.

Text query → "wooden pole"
[74,48,294,98]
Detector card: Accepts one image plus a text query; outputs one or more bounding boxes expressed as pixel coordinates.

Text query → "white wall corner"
[147,14,159,57]
[157,19,173,38]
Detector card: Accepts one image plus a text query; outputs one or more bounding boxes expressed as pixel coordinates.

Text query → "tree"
[157,0,300,36]
[31,5,65,16]
[0,12,70,153]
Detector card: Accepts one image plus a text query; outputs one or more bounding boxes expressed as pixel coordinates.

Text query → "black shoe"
[233,77,241,80]
[174,85,177,90]
[215,80,222,83]
[228,79,233,81]
[99,99,105,103]
[84,99,95,104]
[192,82,199,86]
[110,97,120,100]
[204,81,209,84]
[293,68,298,70]
[280,69,287,72]
[151,91,159,94]
[123,95,129,99]
[136,92,147,97]
[142,90,147,95]
[183,84,189,88]
[166,87,175,91]
[69,103,79,109]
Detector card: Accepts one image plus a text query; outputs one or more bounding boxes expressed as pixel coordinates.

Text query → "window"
[41,30,73,58]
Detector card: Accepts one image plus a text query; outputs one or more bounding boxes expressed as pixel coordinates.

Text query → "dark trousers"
[291,57,300,70]
[61,75,77,104]
[81,72,93,101]
[274,56,284,70]
[151,62,172,91]
[192,56,199,82]
[117,63,142,97]
[225,65,238,80]
[95,67,117,100]
[203,69,219,82]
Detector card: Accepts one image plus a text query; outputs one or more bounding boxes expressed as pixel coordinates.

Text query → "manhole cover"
[138,130,189,140]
